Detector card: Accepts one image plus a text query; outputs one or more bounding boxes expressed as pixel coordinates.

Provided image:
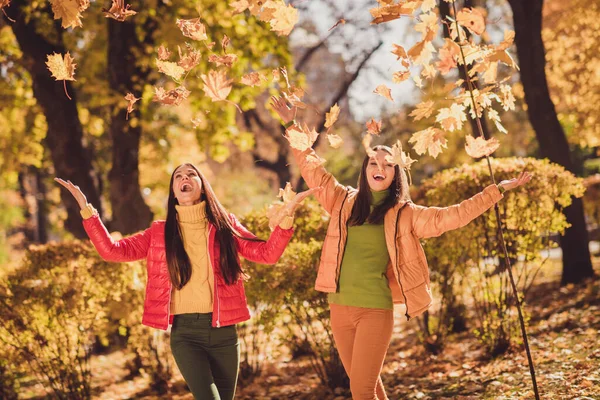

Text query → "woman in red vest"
[56,163,318,400]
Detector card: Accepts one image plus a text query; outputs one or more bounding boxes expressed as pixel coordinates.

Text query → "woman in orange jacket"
[272,96,532,400]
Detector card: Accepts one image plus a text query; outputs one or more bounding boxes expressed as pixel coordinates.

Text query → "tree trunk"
[8,3,101,239]
[507,0,594,284]
[106,17,153,234]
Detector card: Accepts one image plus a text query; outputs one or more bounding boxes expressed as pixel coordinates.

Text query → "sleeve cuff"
[80,203,98,220]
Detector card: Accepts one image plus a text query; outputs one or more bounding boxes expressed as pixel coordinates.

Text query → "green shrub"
[419,157,585,356]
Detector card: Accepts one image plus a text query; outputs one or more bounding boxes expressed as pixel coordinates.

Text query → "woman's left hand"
[498,171,533,192]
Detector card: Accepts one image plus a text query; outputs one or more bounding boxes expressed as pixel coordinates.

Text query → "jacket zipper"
[394,204,411,320]
[335,191,349,291]
[207,225,220,327]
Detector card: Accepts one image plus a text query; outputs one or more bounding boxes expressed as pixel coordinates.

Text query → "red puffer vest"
[83,214,293,330]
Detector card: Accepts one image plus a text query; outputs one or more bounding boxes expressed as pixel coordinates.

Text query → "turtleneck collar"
[176,201,208,223]
[371,189,388,206]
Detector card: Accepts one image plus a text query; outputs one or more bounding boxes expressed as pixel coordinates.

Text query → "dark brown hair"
[165,163,260,288]
[347,145,410,226]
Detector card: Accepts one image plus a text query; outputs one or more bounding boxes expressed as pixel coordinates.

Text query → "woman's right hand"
[270,95,297,125]
[54,178,88,209]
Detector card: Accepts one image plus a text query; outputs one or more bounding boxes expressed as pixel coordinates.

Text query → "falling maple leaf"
[392,71,410,83]
[208,54,238,68]
[327,133,344,149]
[391,44,411,68]
[465,135,499,158]
[414,11,438,38]
[177,46,201,72]
[498,30,515,51]
[408,30,436,66]
[201,70,233,102]
[409,100,435,121]
[102,0,136,22]
[157,45,171,61]
[413,74,424,89]
[241,72,261,87]
[176,18,208,41]
[46,52,76,100]
[221,35,231,51]
[49,0,90,29]
[366,118,382,135]
[156,59,185,81]
[370,3,418,24]
[487,109,508,134]
[124,93,140,120]
[286,123,318,151]
[456,7,486,36]
[328,18,346,32]
[374,84,394,102]
[268,2,298,36]
[408,127,448,158]
[230,0,249,14]
[436,103,467,132]
[421,0,436,13]
[266,182,297,230]
[499,84,516,111]
[324,104,340,129]
[152,86,191,106]
[386,140,417,172]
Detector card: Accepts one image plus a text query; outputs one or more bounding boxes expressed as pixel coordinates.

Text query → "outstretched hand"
[498,171,533,192]
[270,95,296,125]
[268,186,323,230]
[283,186,323,216]
[54,178,88,209]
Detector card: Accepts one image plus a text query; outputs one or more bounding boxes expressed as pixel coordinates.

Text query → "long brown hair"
[165,163,260,288]
[347,145,410,226]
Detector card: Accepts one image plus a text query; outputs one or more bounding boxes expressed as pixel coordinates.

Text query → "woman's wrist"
[80,203,98,219]
[283,119,296,129]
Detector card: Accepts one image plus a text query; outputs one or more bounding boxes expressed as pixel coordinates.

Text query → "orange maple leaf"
[392,71,410,83]
[50,0,90,29]
[391,44,411,68]
[208,54,238,68]
[374,84,394,102]
[102,0,136,22]
[465,135,499,158]
[176,18,208,41]
[157,45,171,61]
[240,72,261,87]
[124,92,140,120]
[456,7,486,36]
[366,118,382,135]
[325,104,340,129]
[152,86,191,106]
[409,100,435,121]
[201,70,233,102]
[408,127,448,158]
[286,123,318,151]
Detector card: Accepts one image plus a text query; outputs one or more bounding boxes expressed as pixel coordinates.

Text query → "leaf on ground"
[157,46,171,61]
[177,46,201,72]
[386,140,416,171]
[436,103,467,131]
[327,133,344,149]
[124,93,140,120]
[366,118,382,135]
[325,103,340,129]
[393,71,410,83]
[208,54,238,68]
[152,86,191,106]
[286,123,318,151]
[176,18,208,41]
[102,0,136,22]
[408,127,448,158]
[374,84,394,102]
[201,70,233,102]
[409,100,435,121]
[240,72,261,87]
[156,59,185,81]
[46,52,76,81]
[465,135,499,158]
[456,7,486,35]
[50,0,90,29]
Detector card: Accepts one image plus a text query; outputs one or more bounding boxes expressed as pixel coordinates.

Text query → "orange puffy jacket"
[292,147,503,320]
[83,214,293,330]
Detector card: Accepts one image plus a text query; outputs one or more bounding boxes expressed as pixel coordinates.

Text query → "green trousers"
[170,313,240,400]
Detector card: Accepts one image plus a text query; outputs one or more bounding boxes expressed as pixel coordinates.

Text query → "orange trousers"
[330,303,394,400]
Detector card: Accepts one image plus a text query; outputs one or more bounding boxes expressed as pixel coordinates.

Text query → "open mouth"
[180,183,193,192]
[373,174,385,182]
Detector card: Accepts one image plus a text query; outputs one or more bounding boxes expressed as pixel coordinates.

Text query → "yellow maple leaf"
[50,0,90,29]
[409,100,435,121]
[286,123,318,151]
[269,2,298,36]
[327,133,344,149]
[374,84,394,102]
[421,0,436,13]
[436,103,467,132]
[487,109,508,134]
[325,103,340,129]
[370,3,417,24]
[176,18,208,41]
[386,140,416,171]
[456,7,486,36]
[201,70,233,102]
[46,52,76,100]
[266,182,296,231]
[415,11,438,38]
[366,118,382,135]
[152,86,191,106]
[156,59,185,81]
[408,127,448,158]
[465,135,499,158]
[408,34,436,66]
[240,72,261,87]
[230,0,249,14]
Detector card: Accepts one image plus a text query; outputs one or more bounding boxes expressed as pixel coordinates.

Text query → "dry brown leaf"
[393,71,410,83]
[456,7,486,36]
[201,70,233,102]
[408,127,448,158]
[240,72,261,87]
[409,100,435,121]
[50,0,90,29]
[156,59,185,81]
[157,45,171,61]
[374,84,394,102]
[498,30,515,51]
[208,54,238,68]
[325,103,340,129]
[102,0,136,22]
[465,135,499,158]
[391,44,411,68]
[152,86,190,106]
[177,46,201,72]
[366,118,382,135]
[176,18,208,41]
[124,92,140,120]
[327,133,344,149]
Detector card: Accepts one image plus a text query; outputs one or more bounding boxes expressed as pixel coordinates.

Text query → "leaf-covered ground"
[20,258,599,400]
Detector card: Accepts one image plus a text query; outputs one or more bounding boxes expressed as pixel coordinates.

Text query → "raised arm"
[231,214,293,265]
[270,96,348,215]
[55,178,151,262]
[411,172,533,239]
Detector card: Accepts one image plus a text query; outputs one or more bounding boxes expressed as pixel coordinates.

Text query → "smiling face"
[365,149,396,191]
[172,164,203,206]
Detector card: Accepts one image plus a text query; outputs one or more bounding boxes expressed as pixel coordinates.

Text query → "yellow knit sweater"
[170,201,214,314]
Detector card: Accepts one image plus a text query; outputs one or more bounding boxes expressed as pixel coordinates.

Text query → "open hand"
[498,171,533,192]
[283,186,323,216]
[54,178,88,209]
[270,95,297,125]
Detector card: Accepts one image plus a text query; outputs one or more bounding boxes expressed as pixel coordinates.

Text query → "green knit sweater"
[328,190,393,310]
